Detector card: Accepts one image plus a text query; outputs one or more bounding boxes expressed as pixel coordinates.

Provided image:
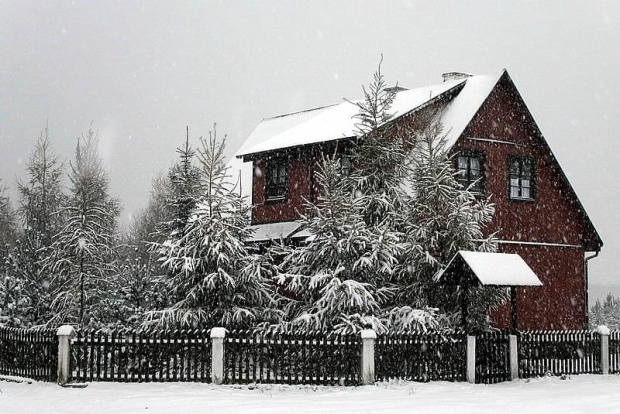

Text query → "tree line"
[1,66,510,333]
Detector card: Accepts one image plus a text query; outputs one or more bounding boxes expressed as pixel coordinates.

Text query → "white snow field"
[1,375,620,414]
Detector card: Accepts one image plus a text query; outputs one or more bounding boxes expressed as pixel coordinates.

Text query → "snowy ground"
[1,375,619,414]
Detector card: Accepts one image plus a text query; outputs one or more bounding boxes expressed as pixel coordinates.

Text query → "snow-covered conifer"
[9,128,64,326]
[276,156,436,334]
[112,175,174,327]
[589,293,620,330]
[166,133,201,240]
[145,127,277,328]
[397,121,506,330]
[349,57,411,226]
[48,128,120,328]
[0,181,21,326]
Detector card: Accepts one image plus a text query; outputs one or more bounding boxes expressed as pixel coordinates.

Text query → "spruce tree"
[146,127,277,328]
[397,121,506,330]
[166,131,201,240]
[349,57,411,227]
[276,156,419,334]
[49,128,120,328]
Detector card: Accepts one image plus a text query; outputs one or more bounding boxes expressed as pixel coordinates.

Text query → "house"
[233,69,603,330]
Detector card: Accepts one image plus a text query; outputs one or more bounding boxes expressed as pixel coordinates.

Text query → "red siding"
[453,75,591,329]
[491,245,586,330]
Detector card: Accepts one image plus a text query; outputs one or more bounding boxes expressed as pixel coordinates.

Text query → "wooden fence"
[224,330,360,385]
[71,328,212,383]
[2,325,620,386]
[375,331,466,382]
[518,330,600,378]
[0,326,58,382]
[476,331,511,384]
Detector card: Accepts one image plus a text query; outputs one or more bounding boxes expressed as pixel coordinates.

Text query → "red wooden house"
[233,69,603,330]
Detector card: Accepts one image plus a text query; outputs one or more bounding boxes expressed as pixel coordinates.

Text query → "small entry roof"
[435,251,543,287]
[248,221,307,243]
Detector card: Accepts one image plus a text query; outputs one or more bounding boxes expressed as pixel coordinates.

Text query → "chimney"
[385,86,408,93]
[442,72,473,82]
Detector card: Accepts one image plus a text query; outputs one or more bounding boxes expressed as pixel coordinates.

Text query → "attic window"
[265,158,288,203]
[508,156,535,201]
[457,151,485,195]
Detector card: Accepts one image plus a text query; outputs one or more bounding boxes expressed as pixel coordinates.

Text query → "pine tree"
[9,127,64,326]
[146,127,277,328]
[397,121,506,330]
[48,128,120,328]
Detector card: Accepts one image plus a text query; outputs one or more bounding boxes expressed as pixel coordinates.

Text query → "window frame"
[508,155,536,201]
[264,157,288,204]
[456,150,486,196]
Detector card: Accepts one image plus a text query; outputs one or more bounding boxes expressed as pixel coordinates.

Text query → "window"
[508,156,535,200]
[340,153,352,176]
[265,158,288,203]
[456,151,484,194]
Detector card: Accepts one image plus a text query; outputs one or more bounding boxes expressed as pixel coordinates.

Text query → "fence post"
[210,327,226,385]
[56,325,75,386]
[509,334,519,380]
[597,325,610,375]
[467,335,476,384]
[360,329,376,385]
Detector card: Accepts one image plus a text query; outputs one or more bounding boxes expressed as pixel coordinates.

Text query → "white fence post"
[211,327,226,385]
[509,334,519,380]
[56,325,75,386]
[467,335,476,384]
[361,329,376,385]
[598,325,610,375]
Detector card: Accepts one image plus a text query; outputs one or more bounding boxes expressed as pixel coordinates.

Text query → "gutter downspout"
[584,250,600,328]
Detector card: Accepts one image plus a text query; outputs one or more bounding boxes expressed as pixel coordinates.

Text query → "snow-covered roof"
[436,251,543,287]
[247,221,306,243]
[235,70,506,158]
[440,71,505,148]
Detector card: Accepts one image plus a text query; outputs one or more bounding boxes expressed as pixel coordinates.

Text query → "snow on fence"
[70,328,212,383]
[0,326,58,382]
[375,331,466,383]
[224,330,361,386]
[610,331,620,374]
[518,330,601,378]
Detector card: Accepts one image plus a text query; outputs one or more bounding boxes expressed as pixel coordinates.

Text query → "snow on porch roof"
[247,221,307,243]
[235,70,505,158]
[435,251,543,287]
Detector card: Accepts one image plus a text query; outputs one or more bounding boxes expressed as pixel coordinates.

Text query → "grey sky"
[1,1,618,292]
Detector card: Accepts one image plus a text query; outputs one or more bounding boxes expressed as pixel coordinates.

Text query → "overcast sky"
[1,1,618,291]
